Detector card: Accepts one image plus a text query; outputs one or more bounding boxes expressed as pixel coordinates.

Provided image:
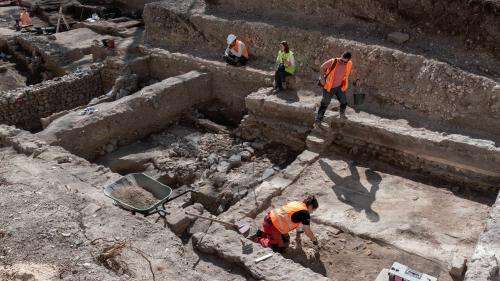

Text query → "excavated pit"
[94,113,299,215]
[1,0,499,280]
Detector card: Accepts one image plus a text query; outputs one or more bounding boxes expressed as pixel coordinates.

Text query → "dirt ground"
[0,145,253,280]
[97,122,298,214]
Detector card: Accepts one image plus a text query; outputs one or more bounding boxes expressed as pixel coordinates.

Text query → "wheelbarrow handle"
[185,211,236,228]
[165,189,194,203]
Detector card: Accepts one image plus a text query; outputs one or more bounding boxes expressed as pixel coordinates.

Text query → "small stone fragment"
[387,32,410,44]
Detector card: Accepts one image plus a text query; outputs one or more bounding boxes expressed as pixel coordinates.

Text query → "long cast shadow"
[319,159,381,222]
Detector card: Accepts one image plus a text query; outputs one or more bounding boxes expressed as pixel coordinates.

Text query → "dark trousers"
[224,54,248,66]
[275,64,292,89]
[316,86,347,121]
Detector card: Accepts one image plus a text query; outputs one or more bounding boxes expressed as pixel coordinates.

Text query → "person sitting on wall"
[19,8,33,28]
[274,41,296,92]
[223,34,249,66]
[254,195,319,252]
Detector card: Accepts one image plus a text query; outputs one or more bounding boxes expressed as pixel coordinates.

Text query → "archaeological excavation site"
[0,0,499,280]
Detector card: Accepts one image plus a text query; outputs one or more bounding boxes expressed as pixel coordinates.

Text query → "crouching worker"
[274,41,296,92]
[223,34,249,66]
[255,195,319,252]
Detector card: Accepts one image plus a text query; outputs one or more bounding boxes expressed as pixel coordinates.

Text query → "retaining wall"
[321,112,500,191]
[239,88,317,151]
[37,71,210,160]
[147,49,273,124]
[207,0,500,59]
[0,67,104,131]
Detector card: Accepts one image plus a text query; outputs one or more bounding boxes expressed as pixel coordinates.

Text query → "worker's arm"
[229,41,244,57]
[287,53,296,67]
[224,45,230,56]
[320,59,334,75]
[303,225,318,244]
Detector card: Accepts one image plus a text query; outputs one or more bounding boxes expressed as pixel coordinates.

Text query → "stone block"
[387,32,410,44]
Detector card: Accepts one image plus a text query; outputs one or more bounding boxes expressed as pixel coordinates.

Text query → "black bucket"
[354,92,365,106]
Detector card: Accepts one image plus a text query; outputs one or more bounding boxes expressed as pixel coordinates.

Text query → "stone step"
[306,133,327,153]
[36,71,210,160]
[240,86,500,190]
[205,0,499,77]
[143,2,500,143]
[322,108,500,191]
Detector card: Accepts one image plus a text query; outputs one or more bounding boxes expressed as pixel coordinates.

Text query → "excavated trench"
[94,110,300,215]
[0,40,57,91]
[26,51,497,280]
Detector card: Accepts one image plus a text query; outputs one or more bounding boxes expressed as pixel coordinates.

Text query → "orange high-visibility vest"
[324,58,353,92]
[231,40,249,59]
[20,11,32,27]
[269,201,308,234]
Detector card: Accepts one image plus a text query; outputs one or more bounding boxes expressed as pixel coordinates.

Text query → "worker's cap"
[227,34,237,45]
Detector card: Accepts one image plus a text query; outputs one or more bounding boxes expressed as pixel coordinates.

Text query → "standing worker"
[315,52,353,123]
[274,41,296,92]
[223,34,249,66]
[255,195,319,252]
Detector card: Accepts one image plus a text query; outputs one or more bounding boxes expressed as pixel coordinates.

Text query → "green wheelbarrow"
[104,173,191,226]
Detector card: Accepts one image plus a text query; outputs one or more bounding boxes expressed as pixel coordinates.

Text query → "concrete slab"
[266,154,490,268]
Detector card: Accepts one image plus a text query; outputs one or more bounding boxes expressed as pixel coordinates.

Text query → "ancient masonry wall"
[146,49,273,124]
[239,88,316,151]
[143,2,500,142]
[0,66,104,131]
[37,71,210,160]
[100,56,152,92]
[465,192,500,281]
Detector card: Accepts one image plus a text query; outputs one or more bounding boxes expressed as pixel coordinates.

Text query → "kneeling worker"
[256,195,319,252]
[223,34,249,66]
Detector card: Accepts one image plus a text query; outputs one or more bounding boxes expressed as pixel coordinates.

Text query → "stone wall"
[237,89,500,191]
[208,0,500,60]
[146,49,273,124]
[0,66,104,131]
[321,112,500,192]
[465,192,500,281]
[37,71,210,160]
[100,56,151,92]
[238,88,317,151]
[143,1,500,142]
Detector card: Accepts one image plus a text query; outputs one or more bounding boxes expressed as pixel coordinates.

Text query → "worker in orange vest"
[255,196,319,252]
[315,52,353,123]
[19,8,32,28]
[223,34,249,66]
